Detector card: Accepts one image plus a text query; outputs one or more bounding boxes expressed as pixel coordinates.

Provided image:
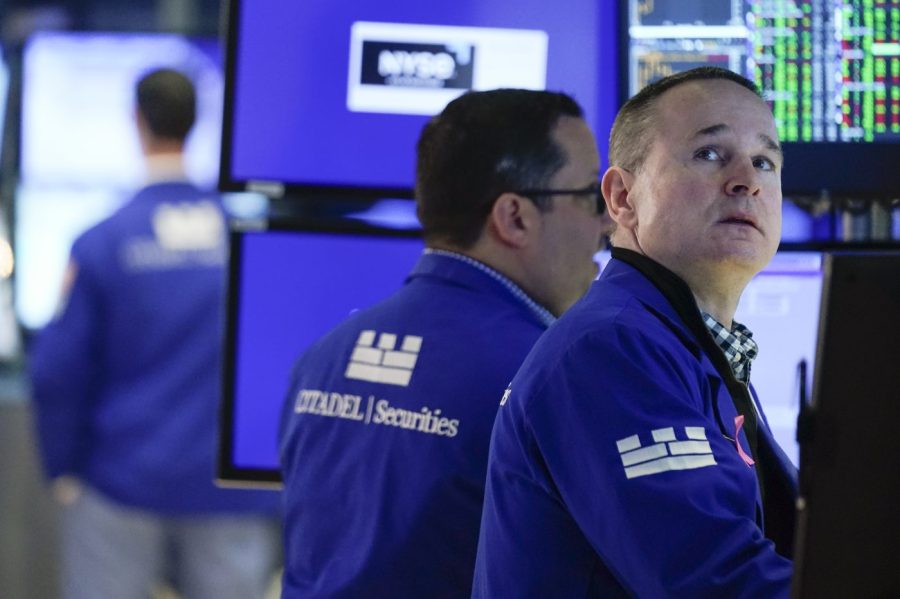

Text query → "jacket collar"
[407,251,555,328]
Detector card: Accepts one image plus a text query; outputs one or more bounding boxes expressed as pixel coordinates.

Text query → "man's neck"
[430,239,558,315]
[612,237,749,326]
[429,241,511,282]
[689,281,742,328]
[143,151,187,184]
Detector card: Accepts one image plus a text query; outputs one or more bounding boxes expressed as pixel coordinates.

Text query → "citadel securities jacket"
[29,182,277,514]
[278,252,550,598]
[473,248,798,598]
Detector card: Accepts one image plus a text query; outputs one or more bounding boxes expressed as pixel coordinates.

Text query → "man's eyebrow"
[758,133,782,156]
[693,123,729,138]
[692,124,783,156]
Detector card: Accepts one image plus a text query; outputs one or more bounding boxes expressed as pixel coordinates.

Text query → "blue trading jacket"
[29,182,277,514]
[278,252,549,598]
[473,252,798,598]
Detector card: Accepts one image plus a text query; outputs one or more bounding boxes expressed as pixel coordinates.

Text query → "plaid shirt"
[424,249,557,327]
[701,312,759,384]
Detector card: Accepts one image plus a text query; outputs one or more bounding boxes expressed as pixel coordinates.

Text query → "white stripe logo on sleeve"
[616,427,716,479]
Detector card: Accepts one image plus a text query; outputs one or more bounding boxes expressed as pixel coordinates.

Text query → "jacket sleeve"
[520,324,792,598]
[28,249,104,480]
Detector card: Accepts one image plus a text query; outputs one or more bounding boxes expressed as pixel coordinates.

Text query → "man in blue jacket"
[474,67,799,597]
[278,89,609,597]
[29,69,278,599]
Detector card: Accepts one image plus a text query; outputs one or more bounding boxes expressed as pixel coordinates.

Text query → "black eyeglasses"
[513,182,605,215]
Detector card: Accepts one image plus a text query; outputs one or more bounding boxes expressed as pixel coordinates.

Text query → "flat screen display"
[220,0,620,197]
[13,32,268,331]
[623,0,900,196]
[219,237,821,485]
[734,250,823,466]
[219,218,424,485]
[21,31,223,189]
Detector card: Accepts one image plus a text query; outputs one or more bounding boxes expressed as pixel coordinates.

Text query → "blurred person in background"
[29,68,279,599]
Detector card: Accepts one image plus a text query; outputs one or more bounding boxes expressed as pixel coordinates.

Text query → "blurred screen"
[13,32,268,331]
[21,32,222,188]
[734,250,823,466]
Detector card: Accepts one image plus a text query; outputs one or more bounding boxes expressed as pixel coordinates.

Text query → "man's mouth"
[719,214,759,230]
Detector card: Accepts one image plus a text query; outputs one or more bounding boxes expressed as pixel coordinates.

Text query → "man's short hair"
[136,68,196,142]
[609,67,762,173]
[416,89,584,248]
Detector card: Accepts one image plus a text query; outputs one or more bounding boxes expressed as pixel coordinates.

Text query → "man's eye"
[695,147,722,161]
[753,156,777,171]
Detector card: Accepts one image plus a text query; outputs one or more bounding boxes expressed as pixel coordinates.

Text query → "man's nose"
[725,159,762,197]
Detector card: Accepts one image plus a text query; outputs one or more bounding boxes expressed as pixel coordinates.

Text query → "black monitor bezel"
[792,250,900,596]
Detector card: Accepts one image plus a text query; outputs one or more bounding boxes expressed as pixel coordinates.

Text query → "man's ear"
[601,166,638,230]
[487,192,538,248]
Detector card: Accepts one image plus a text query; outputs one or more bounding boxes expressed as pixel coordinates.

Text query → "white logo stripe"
[620,443,668,467]
[668,440,713,456]
[345,362,413,386]
[381,350,418,369]
[616,434,641,454]
[377,333,397,350]
[401,335,423,352]
[624,454,717,479]
[351,346,383,365]
[651,427,676,443]
[685,427,707,441]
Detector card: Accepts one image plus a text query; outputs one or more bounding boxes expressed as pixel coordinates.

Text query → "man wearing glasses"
[474,67,798,597]
[278,89,609,598]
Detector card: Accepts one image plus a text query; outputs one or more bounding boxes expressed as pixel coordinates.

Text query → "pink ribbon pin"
[733,415,755,466]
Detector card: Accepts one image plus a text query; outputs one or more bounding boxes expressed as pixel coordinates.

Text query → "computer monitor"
[792,251,900,598]
[13,32,266,331]
[622,1,900,196]
[734,250,823,467]
[218,217,424,486]
[20,31,222,189]
[219,0,620,198]
[219,237,823,486]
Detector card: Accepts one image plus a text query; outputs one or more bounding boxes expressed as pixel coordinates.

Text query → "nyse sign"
[347,21,548,116]
[361,41,475,89]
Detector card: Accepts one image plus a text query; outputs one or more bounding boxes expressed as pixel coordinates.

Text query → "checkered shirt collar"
[424,249,557,327]
[700,311,759,384]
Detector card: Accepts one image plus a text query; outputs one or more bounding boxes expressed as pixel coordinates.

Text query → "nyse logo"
[348,21,547,115]
[360,41,474,89]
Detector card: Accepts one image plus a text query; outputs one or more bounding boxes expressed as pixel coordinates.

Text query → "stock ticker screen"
[626,0,900,144]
